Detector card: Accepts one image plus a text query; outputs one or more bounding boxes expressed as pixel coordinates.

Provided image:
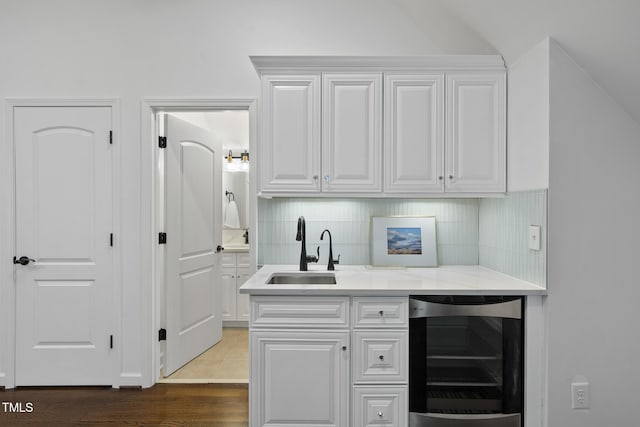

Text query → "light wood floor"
[0,383,248,426]
[162,327,249,383]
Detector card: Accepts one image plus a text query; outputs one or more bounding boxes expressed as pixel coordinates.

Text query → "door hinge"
[109,130,113,145]
[158,328,167,341]
[159,232,167,245]
[110,233,114,247]
[159,136,167,149]
[110,335,114,349]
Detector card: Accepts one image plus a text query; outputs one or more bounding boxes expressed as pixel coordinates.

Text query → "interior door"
[164,115,223,375]
[14,106,114,386]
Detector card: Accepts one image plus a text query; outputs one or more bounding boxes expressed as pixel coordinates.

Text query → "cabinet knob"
[378,310,384,317]
[323,175,330,182]
[378,412,384,418]
[378,355,384,361]
[341,346,347,351]
[313,175,318,181]
[449,175,454,180]
[438,176,443,181]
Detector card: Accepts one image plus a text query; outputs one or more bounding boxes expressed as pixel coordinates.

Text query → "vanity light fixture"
[223,149,250,171]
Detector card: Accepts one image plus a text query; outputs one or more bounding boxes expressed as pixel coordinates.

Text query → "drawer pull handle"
[378,411,384,418]
[378,310,384,317]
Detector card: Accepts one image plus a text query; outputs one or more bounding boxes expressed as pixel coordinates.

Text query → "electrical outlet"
[528,225,541,251]
[571,382,590,409]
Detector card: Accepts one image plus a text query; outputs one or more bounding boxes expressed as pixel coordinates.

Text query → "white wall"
[507,38,550,191]
[0,0,444,388]
[547,40,640,426]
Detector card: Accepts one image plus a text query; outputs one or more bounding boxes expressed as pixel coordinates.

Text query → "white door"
[322,73,382,193]
[164,115,223,375]
[14,106,114,386]
[445,72,506,192]
[384,74,445,193]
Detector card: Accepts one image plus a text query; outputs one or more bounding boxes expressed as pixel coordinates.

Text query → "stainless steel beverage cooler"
[408,296,523,427]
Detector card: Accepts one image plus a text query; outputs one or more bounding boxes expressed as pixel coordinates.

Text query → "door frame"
[1,98,122,389]
[140,99,257,386]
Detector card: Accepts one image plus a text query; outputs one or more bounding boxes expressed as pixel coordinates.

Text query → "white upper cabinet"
[446,72,506,193]
[252,56,506,196]
[260,74,321,192]
[384,74,444,193]
[322,73,382,192]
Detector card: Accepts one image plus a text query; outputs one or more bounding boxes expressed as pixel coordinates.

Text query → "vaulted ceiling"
[395,0,640,125]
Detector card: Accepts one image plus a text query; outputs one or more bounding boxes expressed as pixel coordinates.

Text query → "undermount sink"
[266,272,337,285]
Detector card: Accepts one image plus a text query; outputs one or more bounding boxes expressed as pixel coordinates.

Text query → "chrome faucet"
[319,229,340,271]
[296,216,318,271]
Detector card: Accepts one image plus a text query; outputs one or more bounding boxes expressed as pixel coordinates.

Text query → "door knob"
[13,256,35,265]
[216,245,225,253]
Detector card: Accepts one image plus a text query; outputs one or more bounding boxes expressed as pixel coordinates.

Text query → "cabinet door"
[322,73,382,192]
[384,74,444,193]
[220,266,236,321]
[261,74,321,192]
[235,267,250,321]
[250,331,349,427]
[445,72,506,192]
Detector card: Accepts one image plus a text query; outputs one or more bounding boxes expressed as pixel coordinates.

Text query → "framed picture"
[370,216,437,267]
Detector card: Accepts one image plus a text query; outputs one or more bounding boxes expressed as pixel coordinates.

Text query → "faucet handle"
[305,246,319,264]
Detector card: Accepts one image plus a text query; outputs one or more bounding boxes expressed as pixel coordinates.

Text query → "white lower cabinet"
[221,252,250,323]
[249,295,408,427]
[250,331,350,427]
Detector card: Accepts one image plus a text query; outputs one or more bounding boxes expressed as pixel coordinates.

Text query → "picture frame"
[370,216,438,267]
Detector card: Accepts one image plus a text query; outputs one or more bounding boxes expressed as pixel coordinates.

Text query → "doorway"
[148,103,255,384]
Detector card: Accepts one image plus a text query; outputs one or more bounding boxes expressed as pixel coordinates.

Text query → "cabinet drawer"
[236,252,250,267]
[353,297,408,328]
[250,296,349,328]
[353,386,408,427]
[353,330,408,383]
[221,253,236,267]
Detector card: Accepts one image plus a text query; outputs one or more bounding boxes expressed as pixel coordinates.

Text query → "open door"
[164,115,223,376]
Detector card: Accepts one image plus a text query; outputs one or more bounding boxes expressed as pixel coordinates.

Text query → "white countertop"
[239,264,546,296]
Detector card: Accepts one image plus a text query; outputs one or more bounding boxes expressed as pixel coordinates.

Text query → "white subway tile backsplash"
[479,190,547,286]
[258,198,480,266]
[257,192,546,287]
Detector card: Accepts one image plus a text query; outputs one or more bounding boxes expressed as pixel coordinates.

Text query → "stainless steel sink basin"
[266,272,337,285]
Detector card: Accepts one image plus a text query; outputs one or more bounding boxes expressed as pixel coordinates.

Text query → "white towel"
[224,200,241,229]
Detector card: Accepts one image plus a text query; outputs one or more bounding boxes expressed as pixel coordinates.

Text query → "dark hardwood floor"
[0,383,248,426]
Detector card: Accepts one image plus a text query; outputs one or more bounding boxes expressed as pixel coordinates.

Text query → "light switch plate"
[528,225,541,251]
